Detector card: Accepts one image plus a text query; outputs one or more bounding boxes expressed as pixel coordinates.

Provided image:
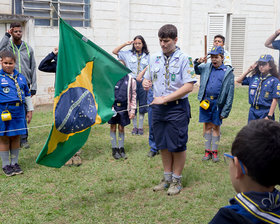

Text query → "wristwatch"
[267,115,273,120]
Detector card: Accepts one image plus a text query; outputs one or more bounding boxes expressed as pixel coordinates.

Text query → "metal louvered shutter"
[207,14,227,51]
[229,17,246,77]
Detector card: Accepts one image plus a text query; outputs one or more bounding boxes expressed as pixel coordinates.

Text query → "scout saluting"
[194,46,234,162]
[0,50,33,176]
[236,54,280,122]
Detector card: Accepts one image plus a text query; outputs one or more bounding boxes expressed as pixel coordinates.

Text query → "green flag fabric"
[36,18,130,168]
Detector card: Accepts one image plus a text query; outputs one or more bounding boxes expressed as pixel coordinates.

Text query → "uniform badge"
[250,89,255,95]
[226,56,229,59]
[189,57,194,68]
[277,85,280,90]
[171,73,176,81]
[3,87,10,93]
[264,92,269,98]
[190,71,196,78]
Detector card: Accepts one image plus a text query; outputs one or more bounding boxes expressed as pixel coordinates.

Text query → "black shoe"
[112,148,121,160]
[2,165,15,176]
[11,163,23,175]
[119,147,127,159]
[20,142,30,149]
[147,150,159,158]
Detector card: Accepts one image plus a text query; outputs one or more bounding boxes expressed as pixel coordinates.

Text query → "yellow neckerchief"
[253,73,271,107]
[5,72,23,103]
[10,40,30,73]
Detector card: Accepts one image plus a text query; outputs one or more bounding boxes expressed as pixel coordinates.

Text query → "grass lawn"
[0,86,278,224]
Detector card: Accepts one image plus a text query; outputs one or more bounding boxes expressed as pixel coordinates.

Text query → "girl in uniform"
[112,35,149,135]
[236,54,280,122]
[0,50,33,176]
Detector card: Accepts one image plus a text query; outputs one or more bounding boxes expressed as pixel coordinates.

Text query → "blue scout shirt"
[242,74,280,107]
[272,40,280,73]
[0,69,30,104]
[205,64,227,97]
[144,47,197,99]
[118,50,149,79]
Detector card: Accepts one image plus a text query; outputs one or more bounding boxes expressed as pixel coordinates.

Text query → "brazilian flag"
[36,18,130,168]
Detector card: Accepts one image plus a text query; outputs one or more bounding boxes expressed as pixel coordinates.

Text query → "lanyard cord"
[10,40,30,73]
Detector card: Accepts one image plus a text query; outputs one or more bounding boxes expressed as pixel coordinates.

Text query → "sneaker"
[202,149,212,161]
[212,150,219,163]
[167,178,182,196]
[20,142,30,149]
[72,154,82,166]
[147,150,159,158]
[112,148,121,160]
[2,165,15,176]
[153,178,170,192]
[11,163,23,175]
[65,158,73,166]
[131,128,138,135]
[119,147,127,159]
[138,128,144,135]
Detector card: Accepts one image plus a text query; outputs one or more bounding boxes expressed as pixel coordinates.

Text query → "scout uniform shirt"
[118,50,149,79]
[242,74,280,108]
[144,47,197,98]
[0,69,30,103]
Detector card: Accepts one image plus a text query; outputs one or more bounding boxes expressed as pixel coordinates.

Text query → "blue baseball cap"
[208,46,224,55]
[258,54,274,63]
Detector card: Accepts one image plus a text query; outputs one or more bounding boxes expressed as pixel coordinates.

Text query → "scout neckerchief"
[5,72,23,103]
[136,52,142,75]
[235,192,280,224]
[253,74,271,107]
[164,55,171,88]
[10,40,30,74]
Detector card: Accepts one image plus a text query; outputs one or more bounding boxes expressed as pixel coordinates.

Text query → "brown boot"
[65,158,73,166]
[72,154,82,166]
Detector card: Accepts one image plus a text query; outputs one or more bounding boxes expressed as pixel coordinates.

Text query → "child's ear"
[233,157,245,179]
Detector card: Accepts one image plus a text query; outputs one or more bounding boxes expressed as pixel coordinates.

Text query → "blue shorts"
[152,98,190,152]
[136,80,148,114]
[199,99,222,126]
[108,104,130,127]
[0,103,27,136]
[248,106,272,122]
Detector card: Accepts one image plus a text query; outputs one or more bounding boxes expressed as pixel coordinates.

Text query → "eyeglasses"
[224,153,246,175]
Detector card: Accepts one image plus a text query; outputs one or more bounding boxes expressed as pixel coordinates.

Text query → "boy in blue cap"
[195,46,234,162]
[236,54,280,122]
[143,24,196,195]
[209,119,280,224]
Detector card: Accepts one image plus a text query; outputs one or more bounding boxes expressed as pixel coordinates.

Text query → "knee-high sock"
[204,133,212,150]
[110,131,117,148]
[212,135,220,151]
[132,117,137,128]
[118,132,125,148]
[139,113,145,129]
[10,148,20,165]
[0,151,10,168]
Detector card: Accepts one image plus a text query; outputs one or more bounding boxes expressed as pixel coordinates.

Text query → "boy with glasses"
[209,119,280,223]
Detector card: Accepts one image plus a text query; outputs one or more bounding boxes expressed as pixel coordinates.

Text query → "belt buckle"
[255,105,259,110]
[117,103,121,107]
[210,96,214,100]
[176,100,179,104]
[15,102,20,106]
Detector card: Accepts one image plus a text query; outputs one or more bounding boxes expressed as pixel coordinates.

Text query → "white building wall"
[1,0,279,105]
[0,0,11,14]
